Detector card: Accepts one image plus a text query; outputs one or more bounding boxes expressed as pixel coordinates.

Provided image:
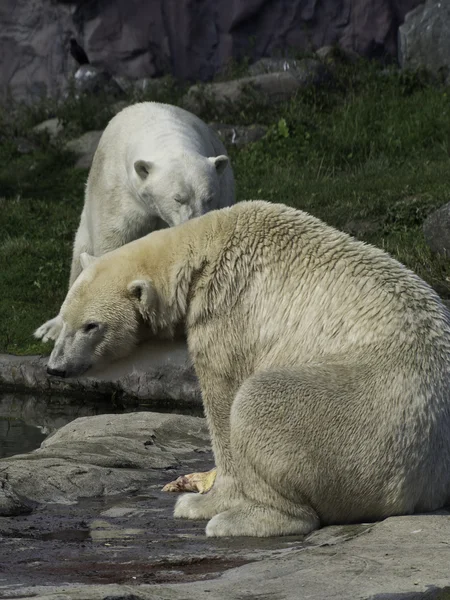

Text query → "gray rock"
[183,60,329,114]
[73,65,124,98]
[13,136,39,154]
[0,411,209,504]
[423,202,450,256]
[0,0,422,103]
[0,478,34,515]
[0,340,202,411]
[399,0,450,80]
[33,118,63,140]
[65,130,103,169]
[115,75,173,96]
[248,57,299,76]
[316,45,359,64]
[209,123,267,148]
[5,512,450,598]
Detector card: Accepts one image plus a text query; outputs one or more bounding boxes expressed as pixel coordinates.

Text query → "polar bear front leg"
[34,315,63,342]
[174,381,244,520]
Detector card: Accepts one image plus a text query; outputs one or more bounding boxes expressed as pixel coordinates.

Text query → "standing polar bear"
[34,101,235,343]
[46,201,450,537]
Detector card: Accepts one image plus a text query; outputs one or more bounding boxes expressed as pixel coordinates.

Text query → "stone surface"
[65,130,103,169]
[316,45,359,64]
[73,64,125,98]
[209,122,267,148]
[2,510,450,598]
[0,411,210,505]
[0,339,202,412]
[0,478,34,516]
[399,0,450,79]
[33,118,63,140]
[248,57,300,76]
[423,202,450,256]
[0,0,423,103]
[183,60,329,114]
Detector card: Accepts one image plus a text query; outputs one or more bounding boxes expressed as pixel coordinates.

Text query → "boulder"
[73,65,125,98]
[0,339,202,411]
[65,130,103,169]
[183,60,329,114]
[33,118,63,140]
[399,0,450,81]
[209,123,267,148]
[0,478,35,516]
[423,202,450,256]
[0,411,210,505]
[248,58,300,76]
[0,0,423,103]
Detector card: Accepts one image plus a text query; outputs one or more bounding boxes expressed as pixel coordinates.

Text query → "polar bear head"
[46,243,177,378]
[132,152,229,227]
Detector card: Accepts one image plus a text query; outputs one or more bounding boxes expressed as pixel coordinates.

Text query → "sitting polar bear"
[46,201,450,538]
[34,101,234,343]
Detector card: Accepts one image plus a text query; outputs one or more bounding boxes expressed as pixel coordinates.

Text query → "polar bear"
[34,101,234,343]
[45,201,450,537]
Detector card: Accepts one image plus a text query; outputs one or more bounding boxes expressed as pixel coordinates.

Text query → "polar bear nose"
[47,366,67,378]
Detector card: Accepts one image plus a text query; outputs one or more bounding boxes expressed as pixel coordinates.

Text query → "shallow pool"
[0,417,47,459]
[0,393,134,459]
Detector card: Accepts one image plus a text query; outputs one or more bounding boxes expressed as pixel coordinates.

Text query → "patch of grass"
[1,60,450,354]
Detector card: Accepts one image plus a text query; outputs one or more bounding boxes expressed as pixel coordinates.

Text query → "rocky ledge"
[0,339,202,413]
[0,409,449,599]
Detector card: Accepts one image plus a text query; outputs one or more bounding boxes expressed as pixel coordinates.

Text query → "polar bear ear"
[127,279,157,312]
[80,252,97,271]
[134,160,153,180]
[209,155,229,176]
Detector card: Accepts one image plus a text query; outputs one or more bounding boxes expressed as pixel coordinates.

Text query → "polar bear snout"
[46,366,67,378]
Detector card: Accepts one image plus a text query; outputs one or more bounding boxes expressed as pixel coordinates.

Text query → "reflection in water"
[0,394,128,459]
[0,417,47,459]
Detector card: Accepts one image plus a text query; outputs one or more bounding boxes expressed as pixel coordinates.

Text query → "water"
[0,417,47,459]
[0,393,136,459]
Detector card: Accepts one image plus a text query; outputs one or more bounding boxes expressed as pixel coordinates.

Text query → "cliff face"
[1,0,423,102]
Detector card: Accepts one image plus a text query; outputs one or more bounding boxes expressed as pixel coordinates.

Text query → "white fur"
[46,201,450,537]
[34,101,235,343]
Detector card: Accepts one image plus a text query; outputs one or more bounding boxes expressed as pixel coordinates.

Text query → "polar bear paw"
[34,315,63,343]
[174,492,220,520]
[206,504,319,538]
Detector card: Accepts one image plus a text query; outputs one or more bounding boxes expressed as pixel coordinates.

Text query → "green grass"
[1,60,450,354]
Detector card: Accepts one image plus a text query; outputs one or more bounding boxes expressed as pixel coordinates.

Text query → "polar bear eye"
[83,322,99,333]
[174,194,188,205]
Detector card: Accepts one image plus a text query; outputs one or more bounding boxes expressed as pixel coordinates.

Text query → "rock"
[399,0,450,80]
[13,136,39,154]
[65,130,103,169]
[32,118,63,140]
[248,57,299,76]
[0,411,210,504]
[0,478,34,515]
[115,75,173,96]
[0,0,422,103]
[316,45,359,64]
[73,65,125,98]
[0,339,202,411]
[209,123,267,148]
[423,202,450,256]
[4,512,450,598]
[183,60,329,114]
